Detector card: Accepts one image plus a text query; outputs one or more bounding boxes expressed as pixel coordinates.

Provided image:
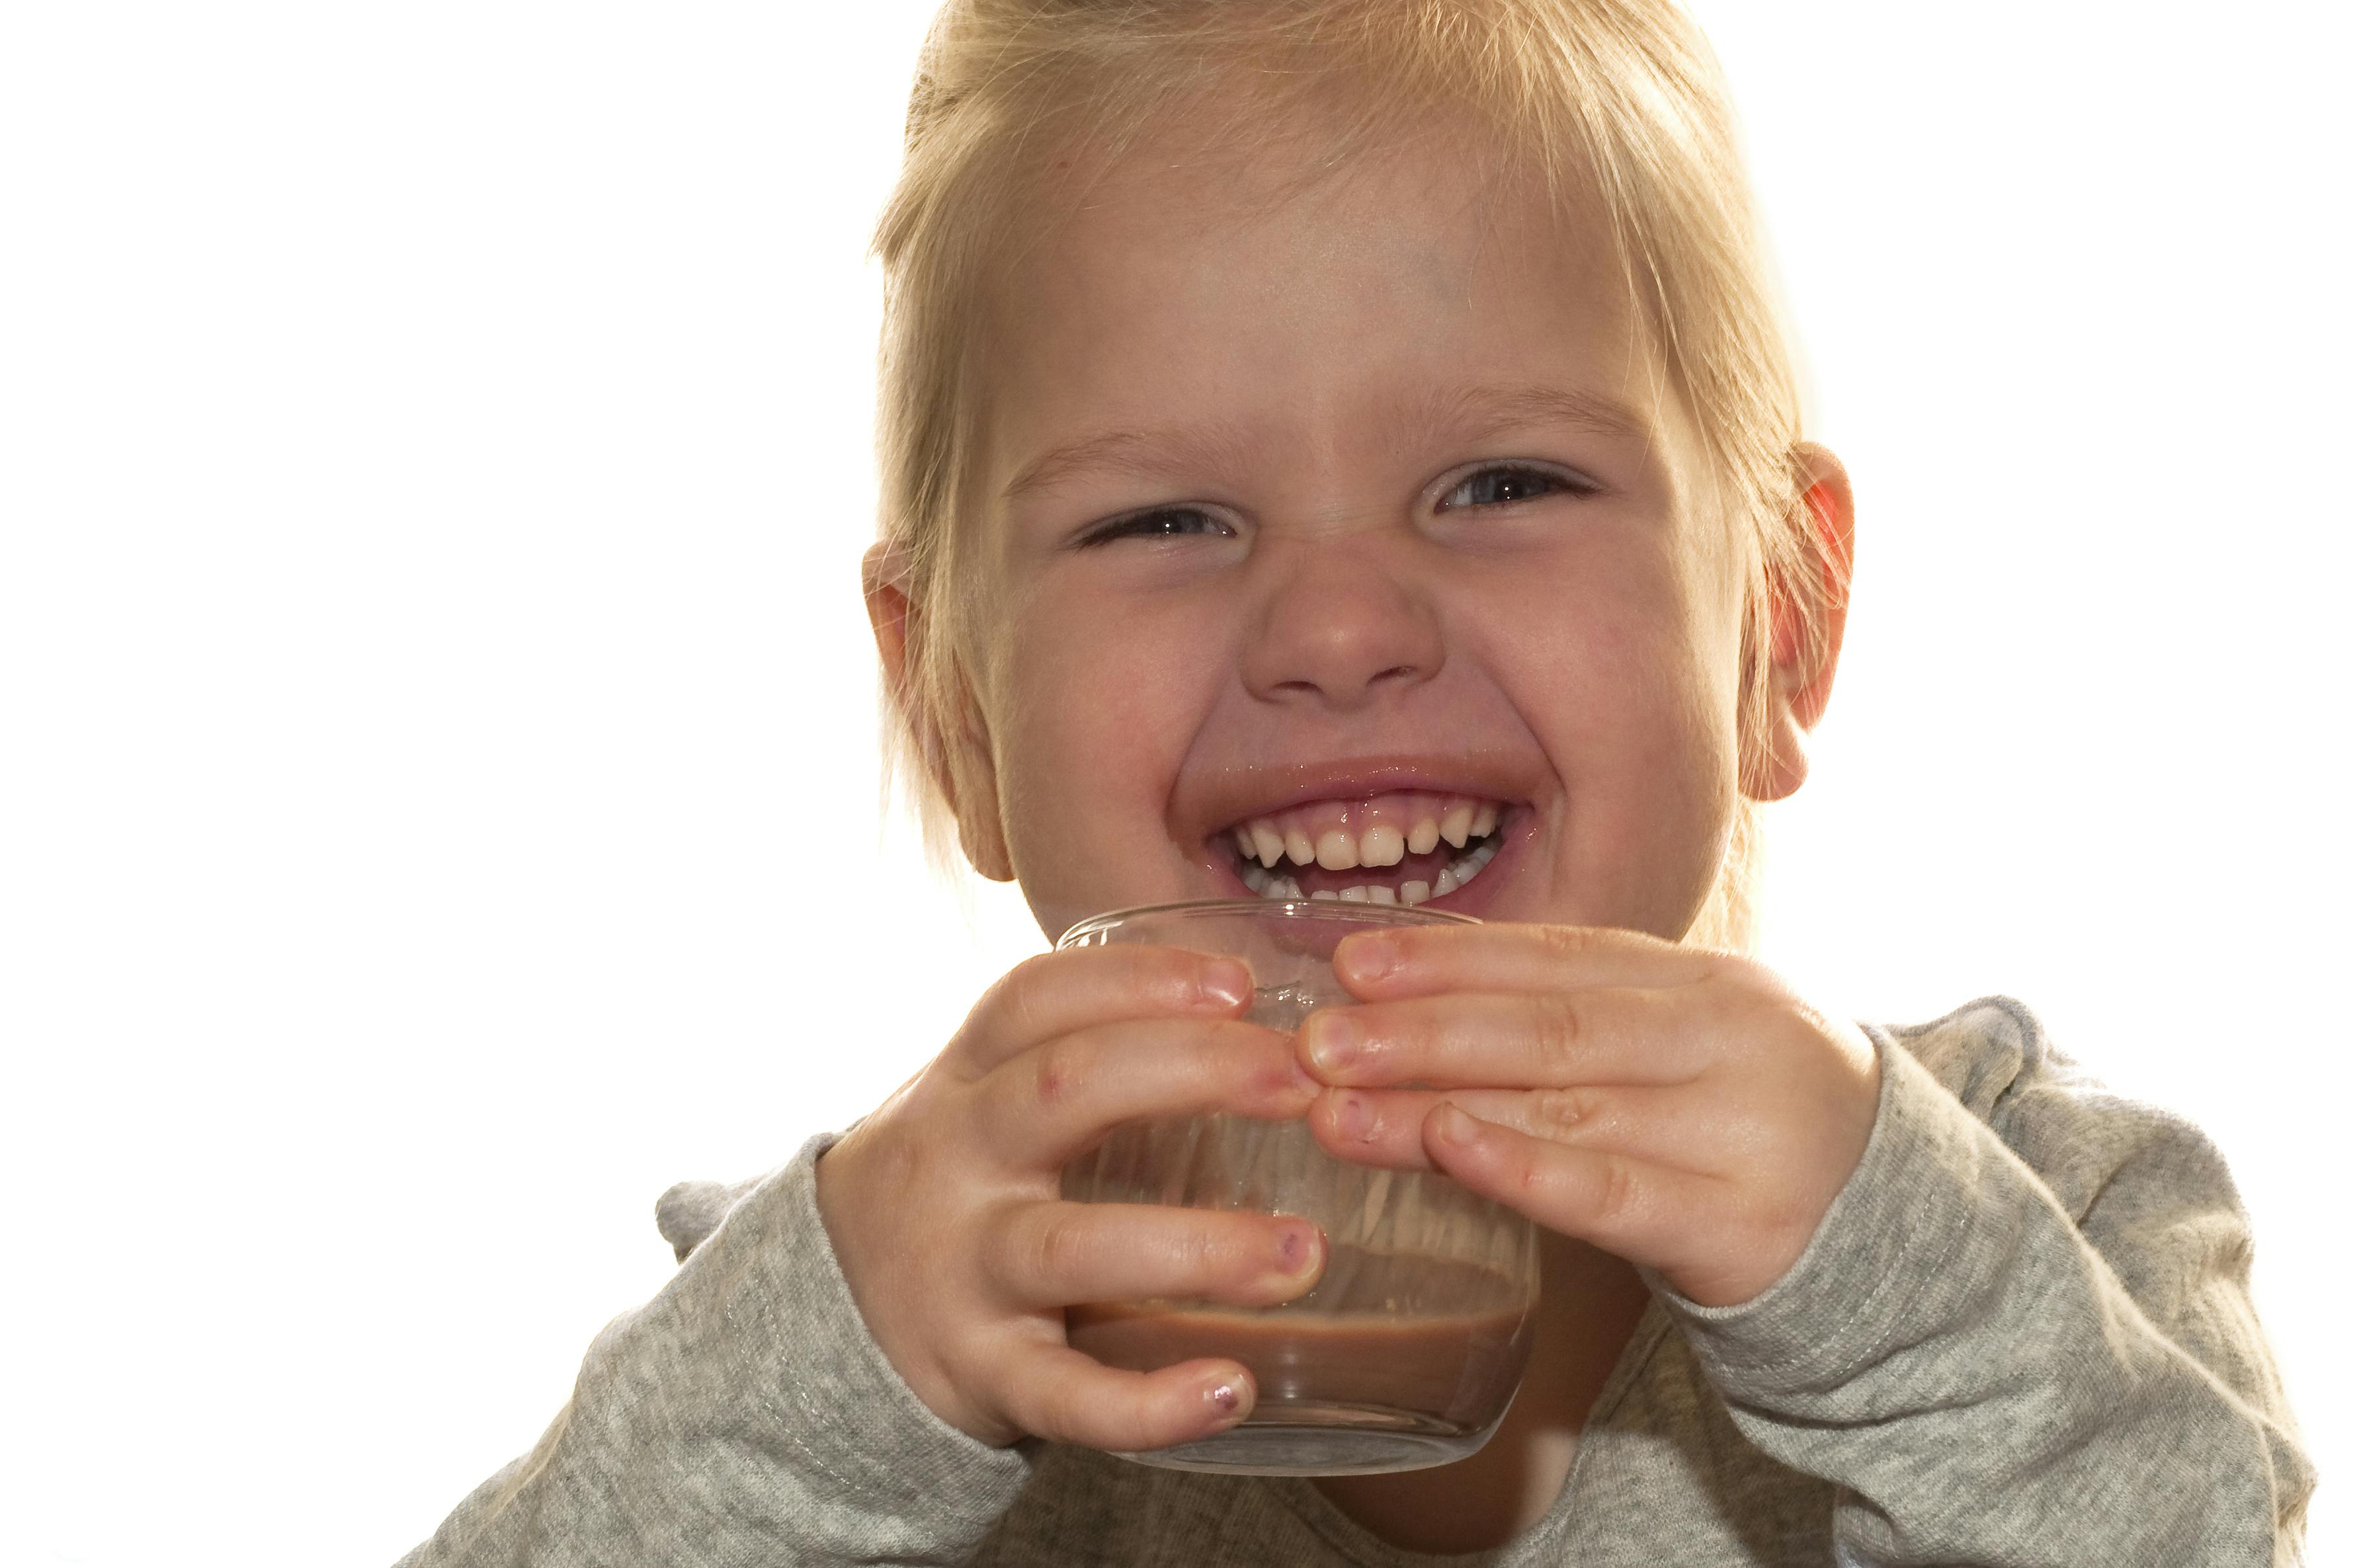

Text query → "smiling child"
[402,2,2311,1563]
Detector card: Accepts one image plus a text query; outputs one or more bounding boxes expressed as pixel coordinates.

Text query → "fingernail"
[1432,1103,1481,1148]
[1204,1375,1247,1426]
[1273,1223,1314,1272]
[1200,958,1251,1009]
[1330,1092,1372,1142]
[1337,931,1400,985]
[1305,1013,1366,1076]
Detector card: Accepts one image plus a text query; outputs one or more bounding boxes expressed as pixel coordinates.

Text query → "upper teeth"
[1223,792,1508,905]
[1236,836,1499,905]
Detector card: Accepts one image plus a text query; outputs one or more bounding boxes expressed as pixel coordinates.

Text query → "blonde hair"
[869,0,1830,950]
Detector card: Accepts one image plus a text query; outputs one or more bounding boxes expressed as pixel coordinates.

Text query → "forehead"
[972,112,1696,515]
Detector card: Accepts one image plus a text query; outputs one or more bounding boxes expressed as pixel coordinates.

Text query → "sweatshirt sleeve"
[395,1132,1033,1568]
[1653,999,2313,1568]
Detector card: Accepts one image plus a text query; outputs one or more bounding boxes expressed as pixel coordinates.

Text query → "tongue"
[1292,842,1462,897]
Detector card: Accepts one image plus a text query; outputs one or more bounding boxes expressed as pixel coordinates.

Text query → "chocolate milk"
[1067,1246,1534,1432]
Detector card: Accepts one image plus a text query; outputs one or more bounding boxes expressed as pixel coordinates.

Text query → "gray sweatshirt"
[398,999,2314,1565]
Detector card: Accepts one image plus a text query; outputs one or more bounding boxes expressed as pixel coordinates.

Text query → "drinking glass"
[1057,899,1540,1475]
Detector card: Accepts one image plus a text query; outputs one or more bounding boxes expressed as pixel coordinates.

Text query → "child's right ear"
[862,540,954,806]
[862,542,921,712]
[861,542,1017,882]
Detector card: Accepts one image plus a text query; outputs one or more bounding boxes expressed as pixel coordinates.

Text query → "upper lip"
[1175,751,1538,848]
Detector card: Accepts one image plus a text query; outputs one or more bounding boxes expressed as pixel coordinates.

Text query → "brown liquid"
[1067,1247,1534,1430]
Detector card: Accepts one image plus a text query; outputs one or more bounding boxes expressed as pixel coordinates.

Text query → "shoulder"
[1877,997,2250,1263]
[1878,994,2083,1122]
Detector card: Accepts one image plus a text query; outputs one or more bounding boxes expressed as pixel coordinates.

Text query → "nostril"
[1267,665,1421,703]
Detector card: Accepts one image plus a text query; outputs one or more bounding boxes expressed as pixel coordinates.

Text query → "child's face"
[948,124,1762,943]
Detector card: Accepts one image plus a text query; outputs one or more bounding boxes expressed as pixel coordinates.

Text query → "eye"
[1079,507,1233,547]
[1439,464,1589,510]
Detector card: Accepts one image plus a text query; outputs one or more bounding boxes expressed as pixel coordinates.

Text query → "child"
[403,1,2311,1561]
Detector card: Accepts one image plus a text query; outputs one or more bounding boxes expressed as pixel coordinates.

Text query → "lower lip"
[1209,809,1523,917]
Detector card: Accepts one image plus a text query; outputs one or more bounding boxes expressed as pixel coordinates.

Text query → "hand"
[1297,924,1880,1308]
[814,946,1327,1450]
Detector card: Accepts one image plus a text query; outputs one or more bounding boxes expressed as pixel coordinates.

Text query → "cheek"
[1515,606,1733,798]
[1473,544,1739,928]
[1478,535,1733,745]
[985,585,1228,874]
[1565,640,1737,931]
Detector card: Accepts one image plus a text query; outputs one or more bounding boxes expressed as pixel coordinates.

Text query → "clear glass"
[1056,899,1540,1476]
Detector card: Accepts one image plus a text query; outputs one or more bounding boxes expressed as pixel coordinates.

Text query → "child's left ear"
[1743,442,1855,802]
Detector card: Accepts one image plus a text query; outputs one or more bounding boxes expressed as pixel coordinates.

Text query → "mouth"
[1212,790,1512,908]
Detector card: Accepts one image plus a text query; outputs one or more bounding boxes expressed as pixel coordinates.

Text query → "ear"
[1741,442,1855,802]
[862,542,1016,882]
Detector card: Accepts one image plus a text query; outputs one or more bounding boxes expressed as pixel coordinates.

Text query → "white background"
[1,2,2350,1561]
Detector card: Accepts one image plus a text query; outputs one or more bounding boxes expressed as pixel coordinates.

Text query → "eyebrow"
[1423,382,1651,445]
[996,380,1653,508]
[999,422,1260,509]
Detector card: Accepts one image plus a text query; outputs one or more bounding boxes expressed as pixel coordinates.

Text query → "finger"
[985,1200,1325,1311]
[953,946,1255,1077]
[978,1017,1315,1169]
[1330,921,1724,1002]
[1419,1102,1719,1274]
[1001,1339,1256,1454]
[1309,1083,1718,1173]
[1300,987,1708,1091]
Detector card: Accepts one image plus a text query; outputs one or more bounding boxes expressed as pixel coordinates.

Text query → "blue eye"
[1441,465,1581,509]
[1081,508,1231,546]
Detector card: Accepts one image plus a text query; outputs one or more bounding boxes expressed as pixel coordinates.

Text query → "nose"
[1238,531,1445,712]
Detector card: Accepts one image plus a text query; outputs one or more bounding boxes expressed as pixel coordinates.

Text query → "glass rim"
[1056,897,1480,950]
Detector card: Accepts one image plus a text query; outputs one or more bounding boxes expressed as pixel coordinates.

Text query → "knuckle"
[1031,1038,1087,1110]
[1211,1021,1282,1082]
[1537,923,1602,960]
[1700,962,1775,1024]
[1186,1025,1255,1102]
[1695,970,1757,1022]
[1526,993,1585,1073]
[1114,944,1206,1008]
[1171,1218,1229,1281]
[1044,1372,1133,1450]
[1022,1212,1093,1286]
[835,1114,949,1218]
[1682,935,1743,970]
[976,953,1057,1045]
[1708,944,1771,982]
[1153,942,1214,993]
[1510,1146,1552,1201]
[1590,1156,1641,1227]
[1526,1087,1602,1142]
[866,1120,930,1199]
